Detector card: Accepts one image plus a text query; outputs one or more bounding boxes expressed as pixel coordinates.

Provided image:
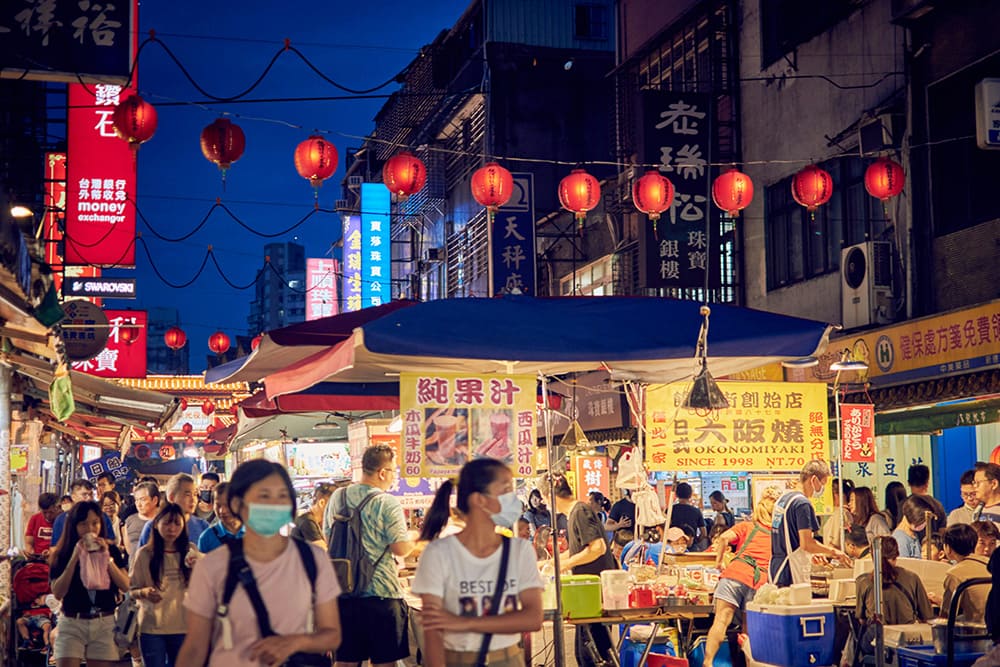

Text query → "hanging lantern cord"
[695,305,711,362]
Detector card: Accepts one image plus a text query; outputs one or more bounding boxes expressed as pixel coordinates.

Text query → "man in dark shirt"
[553,475,616,667]
[670,482,707,550]
[908,464,948,531]
[291,482,334,550]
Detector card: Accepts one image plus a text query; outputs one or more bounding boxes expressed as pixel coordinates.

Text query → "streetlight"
[9,205,33,219]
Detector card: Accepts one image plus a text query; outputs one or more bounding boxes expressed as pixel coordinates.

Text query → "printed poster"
[400,373,536,477]
[840,403,875,462]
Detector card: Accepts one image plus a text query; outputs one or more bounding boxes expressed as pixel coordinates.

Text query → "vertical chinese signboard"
[360,183,391,308]
[642,91,719,290]
[490,173,536,296]
[65,83,137,266]
[306,258,339,320]
[840,403,875,462]
[573,455,610,502]
[399,373,536,478]
[71,310,147,378]
[45,152,102,299]
[645,381,829,471]
[342,216,362,312]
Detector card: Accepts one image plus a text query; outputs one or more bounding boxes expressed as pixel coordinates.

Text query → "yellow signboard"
[400,372,536,478]
[645,381,829,472]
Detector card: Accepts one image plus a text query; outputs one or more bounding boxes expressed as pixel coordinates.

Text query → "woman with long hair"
[856,536,933,624]
[522,488,552,530]
[883,481,908,530]
[129,503,195,666]
[703,486,782,667]
[414,459,543,667]
[852,487,891,546]
[49,500,130,667]
[176,460,341,666]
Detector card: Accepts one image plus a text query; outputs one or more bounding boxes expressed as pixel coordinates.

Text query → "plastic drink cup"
[489,413,511,443]
[434,416,459,458]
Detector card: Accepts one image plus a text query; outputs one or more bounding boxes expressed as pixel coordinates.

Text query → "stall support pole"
[833,381,844,549]
[0,365,11,592]
[540,375,567,666]
[873,537,885,667]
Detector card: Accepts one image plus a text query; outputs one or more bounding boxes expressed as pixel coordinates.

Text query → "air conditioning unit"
[841,241,894,329]
[424,247,445,262]
[348,175,362,188]
[858,114,903,155]
[334,199,349,211]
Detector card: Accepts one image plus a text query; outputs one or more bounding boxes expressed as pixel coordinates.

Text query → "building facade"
[246,241,306,335]
[146,306,190,375]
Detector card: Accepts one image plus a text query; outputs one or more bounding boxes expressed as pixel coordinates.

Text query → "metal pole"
[540,374,567,666]
[834,379,844,550]
[873,537,885,667]
[0,365,11,592]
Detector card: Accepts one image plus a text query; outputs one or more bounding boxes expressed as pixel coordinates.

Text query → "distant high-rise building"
[147,307,190,375]
[247,241,306,335]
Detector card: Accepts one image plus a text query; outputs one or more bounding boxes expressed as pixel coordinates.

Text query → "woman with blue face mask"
[176,460,342,667]
[413,459,543,667]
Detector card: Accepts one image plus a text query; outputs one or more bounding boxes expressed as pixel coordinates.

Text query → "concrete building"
[246,241,306,335]
[146,307,190,375]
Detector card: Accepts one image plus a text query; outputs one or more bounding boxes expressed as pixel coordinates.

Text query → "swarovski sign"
[63,278,137,299]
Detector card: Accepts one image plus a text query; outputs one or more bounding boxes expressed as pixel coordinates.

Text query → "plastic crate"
[896,645,985,667]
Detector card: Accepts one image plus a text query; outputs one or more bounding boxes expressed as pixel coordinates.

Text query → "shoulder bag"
[475,536,512,667]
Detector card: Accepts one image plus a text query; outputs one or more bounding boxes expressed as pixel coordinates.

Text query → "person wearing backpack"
[412,458,543,667]
[324,442,415,667]
[196,482,245,554]
[176,460,341,666]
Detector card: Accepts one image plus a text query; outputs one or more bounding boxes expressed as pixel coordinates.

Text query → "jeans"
[140,632,185,667]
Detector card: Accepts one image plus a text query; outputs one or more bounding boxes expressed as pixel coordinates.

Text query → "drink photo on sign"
[472,408,514,463]
[424,407,469,466]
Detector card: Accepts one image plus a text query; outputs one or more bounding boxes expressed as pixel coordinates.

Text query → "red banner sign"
[840,403,875,462]
[573,455,610,502]
[71,310,147,378]
[306,258,339,321]
[65,84,137,266]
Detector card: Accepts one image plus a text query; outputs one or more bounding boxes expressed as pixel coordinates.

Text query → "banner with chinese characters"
[840,403,875,462]
[82,451,129,482]
[360,183,391,308]
[400,373,536,478]
[65,83,137,266]
[645,381,829,472]
[841,434,932,495]
[342,215,362,312]
[641,90,720,290]
[490,172,536,296]
[573,455,610,502]
[306,258,339,320]
[71,310,147,378]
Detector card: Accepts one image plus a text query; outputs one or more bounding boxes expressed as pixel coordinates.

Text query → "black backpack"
[327,487,389,597]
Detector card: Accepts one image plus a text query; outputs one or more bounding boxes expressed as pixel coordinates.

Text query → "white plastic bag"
[79,548,110,590]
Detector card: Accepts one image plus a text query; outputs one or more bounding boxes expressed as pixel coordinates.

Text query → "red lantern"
[201,400,216,416]
[294,135,338,190]
[206,423,217,435]
[864,157,904,201]
[159,444,175,461]
[200,118,246,176]
[134,444,151,461]
[632,170,675,221]
[118,322,140,345]
[558,169,600,231]
[112,94,157,151]
[181,422,193,435]
[383,151,427,198]
[712,168,754,217]
[470,162,514,211]
[251,335,262,351]
[791,164,834,212]
[178,398,188,411]
[144,432,155,444]
[164,326,186,350]
[208,331,230,355]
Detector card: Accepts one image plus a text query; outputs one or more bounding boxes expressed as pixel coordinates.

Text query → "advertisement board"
[71,310,147,378]
[573,455,610,502]
[65,83,137,266]
[490,172,536,296]
[342,216,362,313]
[306,258,339,320]
[360,183,391,308]
[841,403,875,463]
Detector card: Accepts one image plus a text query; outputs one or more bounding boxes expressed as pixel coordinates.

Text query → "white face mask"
[490,492,522,528]
[812,478,825,499]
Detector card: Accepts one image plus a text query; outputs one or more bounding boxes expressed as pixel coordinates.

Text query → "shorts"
[713,577,757,610]
[54,614,120,661]
[23,614,51,632]
[336,597,409,664]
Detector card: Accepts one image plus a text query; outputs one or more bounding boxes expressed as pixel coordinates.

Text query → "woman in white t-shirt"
[413,459,543,667]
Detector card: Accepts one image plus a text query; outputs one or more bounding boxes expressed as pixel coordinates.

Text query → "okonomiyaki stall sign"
[400,373,536,477]
[645,381,829,472]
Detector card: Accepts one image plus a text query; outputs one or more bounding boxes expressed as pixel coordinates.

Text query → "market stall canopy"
[259,295,833,398]
[229,409,391,450]
[206,300,416,384]
[239,382,399,418]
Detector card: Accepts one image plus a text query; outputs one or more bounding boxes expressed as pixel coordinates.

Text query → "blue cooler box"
[745,601,835,667]
[896,645,984,667]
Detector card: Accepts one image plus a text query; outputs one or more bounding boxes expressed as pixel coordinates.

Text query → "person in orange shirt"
[703,486,783,667]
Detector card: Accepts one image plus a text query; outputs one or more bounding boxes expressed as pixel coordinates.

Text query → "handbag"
[113,592,139,647]
[226,540,331,667]
[475,536,512,667]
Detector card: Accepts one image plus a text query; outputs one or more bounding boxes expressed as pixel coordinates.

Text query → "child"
[16,594,52,649]
[664,525,695,554]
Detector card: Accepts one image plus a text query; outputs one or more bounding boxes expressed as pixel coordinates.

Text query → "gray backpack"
[327,487,390,597]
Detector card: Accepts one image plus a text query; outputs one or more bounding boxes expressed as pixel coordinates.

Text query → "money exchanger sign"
[400,373,536,478]
[645,382,829,471]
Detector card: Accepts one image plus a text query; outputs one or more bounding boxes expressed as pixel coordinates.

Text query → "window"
[575,4,609,41]
[560,256,614,296]
[765,156,890,289]
[760,0,857,69]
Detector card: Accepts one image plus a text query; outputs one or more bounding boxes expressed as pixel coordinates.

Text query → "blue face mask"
[246,503,292,537]
[491,492,523,528]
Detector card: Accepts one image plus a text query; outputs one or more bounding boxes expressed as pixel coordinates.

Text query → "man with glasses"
[949,470,982,526]
[974,463,1000,528]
